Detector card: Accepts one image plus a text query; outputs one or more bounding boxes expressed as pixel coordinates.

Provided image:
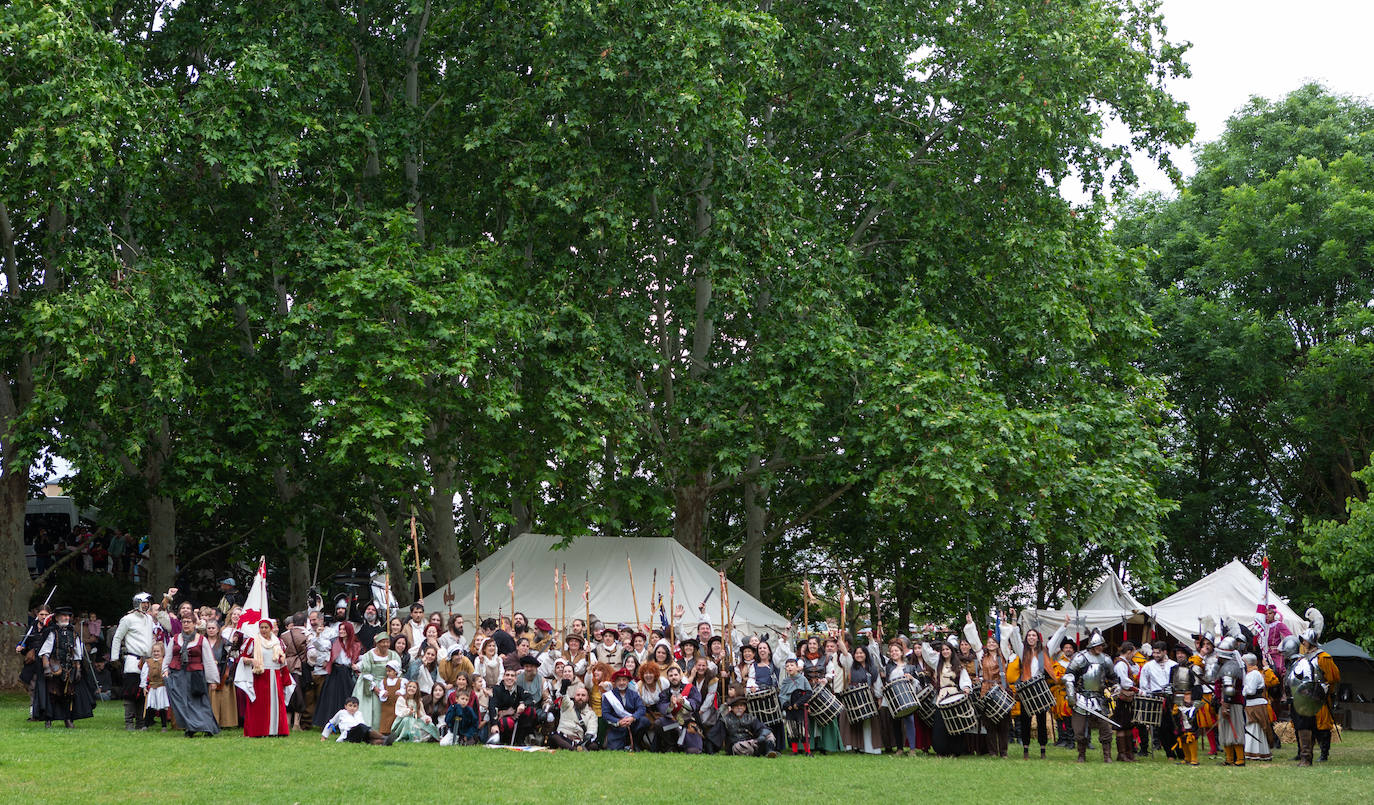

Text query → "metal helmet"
[1218,636,1238,652]
[1279,634,1301,661]
[133,592,152,605]
[1300,628,1320,647]
[1087,632,1106,649]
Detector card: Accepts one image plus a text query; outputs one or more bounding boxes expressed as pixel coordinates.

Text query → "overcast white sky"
[1130,0,1374,195]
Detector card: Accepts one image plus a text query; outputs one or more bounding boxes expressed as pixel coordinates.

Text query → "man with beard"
[111,592,157,730]
[37,607,96,728]
[356,603,384,650]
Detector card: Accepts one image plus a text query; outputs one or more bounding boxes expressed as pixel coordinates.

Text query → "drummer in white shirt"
[1138,642,1176,759]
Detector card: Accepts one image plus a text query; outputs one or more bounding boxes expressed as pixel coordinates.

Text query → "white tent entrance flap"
[419,534,790,636]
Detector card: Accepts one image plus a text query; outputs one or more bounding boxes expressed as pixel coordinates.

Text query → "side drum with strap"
[1015,673,1055,715]
[977,685,1015,722]
[938,692,979,735]
[885,677,921,718]
[838,684,878,722]
[808,686,843,726]
[745,688,782,724]
[1132,693,1164,727]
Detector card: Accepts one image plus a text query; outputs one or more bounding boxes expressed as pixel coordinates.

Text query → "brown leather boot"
[1103,740,1113,763]
[1076,740,1087,763]
[1297,730,1313,767]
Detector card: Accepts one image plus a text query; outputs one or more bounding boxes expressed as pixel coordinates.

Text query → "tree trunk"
[146,494,176,595]
[0,467,35,687]
[673,472,712,557]
[742,456,765,597]
[427,465,461,583]
[284,525,310,612]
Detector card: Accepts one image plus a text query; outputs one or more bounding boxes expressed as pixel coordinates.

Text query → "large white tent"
[419,533,790,635]
[1149,559,1308,648]
[1019,573,1148,637]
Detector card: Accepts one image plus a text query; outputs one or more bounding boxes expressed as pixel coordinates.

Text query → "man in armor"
[110,592,157,730]
[1214,636,1247,766]
[1287,627,1340,765]
[1063,630,1115,763]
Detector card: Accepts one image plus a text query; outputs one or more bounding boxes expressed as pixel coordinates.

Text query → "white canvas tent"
[1148,559,1308,648]
[419,534,790,636]
[1020,573,1148,637]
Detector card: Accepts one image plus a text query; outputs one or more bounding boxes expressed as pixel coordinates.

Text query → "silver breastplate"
[1080,654,1111,693]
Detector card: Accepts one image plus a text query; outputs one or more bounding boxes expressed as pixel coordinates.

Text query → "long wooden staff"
[509,562,516,623]
[474,568,481,625]
[718,572,726,650]
[628,554,641,628]
[553,566,560,639]
[562,564,569,636]
[648,569,657,632]
[722,576,733,666]
[584,573,590,633]
[803,577,810,638]
[668,572,675,642]
[410,511,424,600]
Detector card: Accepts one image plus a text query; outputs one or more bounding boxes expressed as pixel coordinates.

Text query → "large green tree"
[1117,84,1374,605]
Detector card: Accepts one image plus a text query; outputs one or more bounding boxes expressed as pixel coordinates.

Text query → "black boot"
[1297,730,1313,767]
[1318,729,1331,762]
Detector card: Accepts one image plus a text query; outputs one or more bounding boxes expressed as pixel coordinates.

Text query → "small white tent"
[1149,559,1308,648]
[1020,573,1148,639]
[419,534,790,635]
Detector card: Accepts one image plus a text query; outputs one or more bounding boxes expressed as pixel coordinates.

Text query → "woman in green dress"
[351,633,400,729]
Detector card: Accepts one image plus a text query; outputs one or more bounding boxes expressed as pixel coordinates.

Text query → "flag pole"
[509,562,515,625]
[553,566,560,637]
[474,568,481,625]
[584,572,590,634]
[627,555,641,628]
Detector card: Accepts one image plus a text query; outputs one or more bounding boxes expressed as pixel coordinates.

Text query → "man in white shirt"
[109,592,156,730]
[1138,642,1176,759]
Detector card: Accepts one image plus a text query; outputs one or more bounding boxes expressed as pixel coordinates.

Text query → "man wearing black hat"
[716,696,778,757]
[37,607,96,728]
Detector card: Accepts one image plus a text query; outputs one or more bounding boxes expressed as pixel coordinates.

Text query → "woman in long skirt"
[165,616,220,737]
[352,633,400,729]
[920,636,973,757]
[239,619,291,737]
[837,637,884,754]
[205,622,237,728]
[316,621,361,723]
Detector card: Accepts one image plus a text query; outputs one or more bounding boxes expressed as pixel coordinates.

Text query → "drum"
[746,688,782,724]
[914,684,936,724]
[885,677,921,717]
[808,686,843,726]
[977,685,1015,722]
[1132,693,1164,727]
[838,684,878,722]
[1015,674,1055,715]
[938,693,978,735]
[784,718,803,744]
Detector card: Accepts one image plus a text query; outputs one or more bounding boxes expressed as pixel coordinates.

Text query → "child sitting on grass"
[321,696,386,745]
[445,688,482,745]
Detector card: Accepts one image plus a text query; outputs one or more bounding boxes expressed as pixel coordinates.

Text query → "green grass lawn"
[3,693,1371,804]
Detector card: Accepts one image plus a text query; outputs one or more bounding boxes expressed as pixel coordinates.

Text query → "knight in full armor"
[1286,621,1340,765]
[1212,635,1247,766]
[1063,630,1115,763]
[35,607,97,727]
